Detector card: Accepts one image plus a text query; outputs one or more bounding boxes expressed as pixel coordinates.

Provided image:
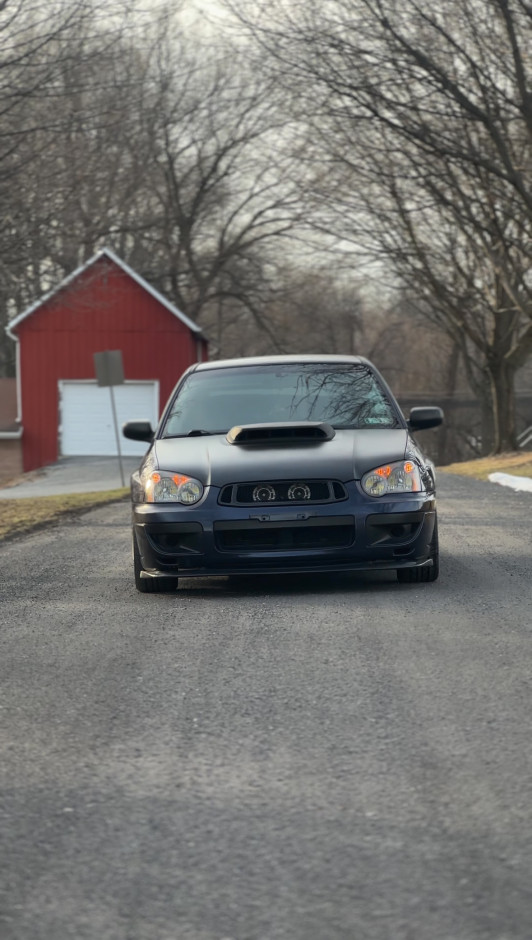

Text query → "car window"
[161,364,401,436]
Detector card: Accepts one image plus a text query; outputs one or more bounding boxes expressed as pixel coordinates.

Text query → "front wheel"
[397,516,439,584]
[133,535,179,593]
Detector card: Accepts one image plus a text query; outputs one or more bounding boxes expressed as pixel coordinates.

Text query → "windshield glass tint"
[162,364,400,437]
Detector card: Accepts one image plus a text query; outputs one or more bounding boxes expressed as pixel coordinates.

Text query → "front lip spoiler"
[139,557,434,579]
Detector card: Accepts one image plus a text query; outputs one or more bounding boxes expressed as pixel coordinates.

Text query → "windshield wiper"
[332,419,402,429]
[162,429,226,439]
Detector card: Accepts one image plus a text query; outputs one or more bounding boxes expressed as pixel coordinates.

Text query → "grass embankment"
[440,452,532,481]
[0,489,128,542]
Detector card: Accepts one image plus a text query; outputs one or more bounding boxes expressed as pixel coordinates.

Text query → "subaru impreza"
[123,355,443,592]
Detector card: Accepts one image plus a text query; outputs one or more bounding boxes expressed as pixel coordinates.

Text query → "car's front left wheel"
[133,535,179,593]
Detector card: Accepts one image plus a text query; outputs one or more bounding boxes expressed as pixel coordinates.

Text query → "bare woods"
[2,0,532,455]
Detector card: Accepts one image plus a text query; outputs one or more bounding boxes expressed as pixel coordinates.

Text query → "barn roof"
[6,247,204,337]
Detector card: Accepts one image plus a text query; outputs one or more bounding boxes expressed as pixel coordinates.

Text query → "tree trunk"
[488,359,518,453]
[436,341,459,465]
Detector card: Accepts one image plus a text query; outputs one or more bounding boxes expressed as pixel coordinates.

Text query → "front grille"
[214,517,355,552]
[219,479,347,506]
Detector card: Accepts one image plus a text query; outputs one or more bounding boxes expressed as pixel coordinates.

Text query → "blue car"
[123,355,443,592]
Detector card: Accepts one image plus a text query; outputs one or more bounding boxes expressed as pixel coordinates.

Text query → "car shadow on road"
[173,569,435,599]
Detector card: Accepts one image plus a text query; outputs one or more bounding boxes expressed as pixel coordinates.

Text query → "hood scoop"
[226,422,335,445]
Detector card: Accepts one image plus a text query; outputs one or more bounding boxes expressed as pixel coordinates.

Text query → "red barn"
[6,248,207,473]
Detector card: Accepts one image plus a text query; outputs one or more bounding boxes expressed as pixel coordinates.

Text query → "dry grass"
[0,489,128,542]
[439,452,532,481]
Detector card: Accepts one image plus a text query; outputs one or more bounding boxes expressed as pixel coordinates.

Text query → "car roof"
[194,354,372,372]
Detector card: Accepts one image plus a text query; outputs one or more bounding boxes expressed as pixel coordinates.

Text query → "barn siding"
[15,258,204,471]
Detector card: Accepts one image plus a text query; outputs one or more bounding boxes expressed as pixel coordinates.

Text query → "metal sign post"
[94,350,126,487]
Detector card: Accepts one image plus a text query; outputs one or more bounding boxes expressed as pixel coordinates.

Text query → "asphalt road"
[1,473,531,940]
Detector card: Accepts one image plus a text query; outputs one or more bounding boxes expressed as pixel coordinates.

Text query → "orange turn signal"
[172,474,190,486]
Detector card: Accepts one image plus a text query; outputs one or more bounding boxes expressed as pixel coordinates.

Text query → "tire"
[397,516,439,584]
[133,535,179,593]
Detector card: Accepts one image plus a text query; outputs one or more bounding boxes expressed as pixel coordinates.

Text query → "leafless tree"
[114,16,303,351]
[0,4,307,370]
[0,0,141,373]
[228,0,532,452]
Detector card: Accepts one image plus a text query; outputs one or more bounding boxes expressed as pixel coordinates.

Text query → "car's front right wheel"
[397,516,439,583]
[133,535,179,593]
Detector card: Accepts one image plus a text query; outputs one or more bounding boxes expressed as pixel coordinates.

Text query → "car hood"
[152,428,409,485]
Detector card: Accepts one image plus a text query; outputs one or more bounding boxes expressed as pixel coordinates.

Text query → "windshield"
[161,363,401,437]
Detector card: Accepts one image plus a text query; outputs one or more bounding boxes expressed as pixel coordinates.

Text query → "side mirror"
[407,407,444,432]
[122,420,154,443]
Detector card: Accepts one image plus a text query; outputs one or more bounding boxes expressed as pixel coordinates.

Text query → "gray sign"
[94,350,125,388]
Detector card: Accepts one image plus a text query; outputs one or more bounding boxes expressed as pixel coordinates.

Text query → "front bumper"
[132,482,437,580]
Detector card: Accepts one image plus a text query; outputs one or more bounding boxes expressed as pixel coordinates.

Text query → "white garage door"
[59,381,159,457]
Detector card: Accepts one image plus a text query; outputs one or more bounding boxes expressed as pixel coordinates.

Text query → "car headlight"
[144,471,204,504]
[362,460,422,497]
